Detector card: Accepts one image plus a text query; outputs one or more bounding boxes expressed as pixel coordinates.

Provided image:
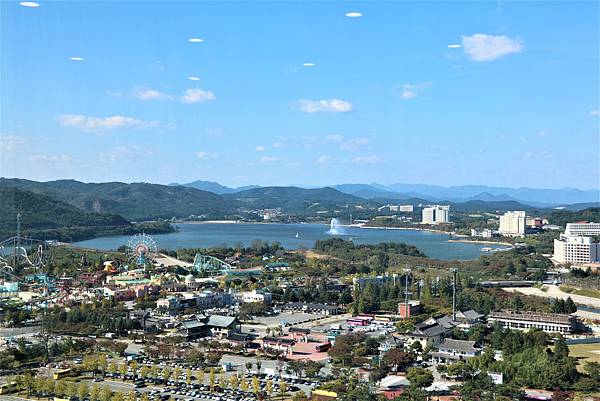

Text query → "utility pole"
[404,268,411,314]
[451,268,458,321]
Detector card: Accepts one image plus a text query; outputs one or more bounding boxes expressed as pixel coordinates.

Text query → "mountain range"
[174,180,599,208]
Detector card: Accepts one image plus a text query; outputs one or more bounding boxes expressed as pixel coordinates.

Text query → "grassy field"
[560,285,600,299]
[569,343,600,371]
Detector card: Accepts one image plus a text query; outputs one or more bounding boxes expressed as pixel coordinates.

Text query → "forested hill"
[0,178,228,221]
[0,186,131,239]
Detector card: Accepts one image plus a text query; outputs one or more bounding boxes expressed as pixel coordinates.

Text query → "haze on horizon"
[1,1,598,190]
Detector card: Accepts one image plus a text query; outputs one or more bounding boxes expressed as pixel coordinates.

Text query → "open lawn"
[569,343,600,371]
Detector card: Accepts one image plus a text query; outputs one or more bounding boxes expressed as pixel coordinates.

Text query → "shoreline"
[448,239,513,246]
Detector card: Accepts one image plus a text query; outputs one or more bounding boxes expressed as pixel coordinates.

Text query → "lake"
[72,222,508,260]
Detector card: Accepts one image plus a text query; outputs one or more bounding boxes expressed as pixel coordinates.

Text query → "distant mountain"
[333,184,409,200]
[559,202,600,212]
[171,180,261,195]
[0,186,131,239]
[1,178,228,221]
[223,186,374,215]
[379,183,599,205]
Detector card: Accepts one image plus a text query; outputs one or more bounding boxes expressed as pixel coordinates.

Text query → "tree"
[162,366,172,382]
[406,367,433,390]
[245,361,253,374]
[99,385,113,401]
[252,376,260,395]
[89,384,100,401]
[240,379,249,392]
[118,362,128,377]
[266,379,274,398]
[291,392,309,401]
[208,368,216,391]
[229,374,239,390]
[77,382,89,401]
[186,368,192,385]
[382,348,414,372]
[279,379,287,399]
[125,390,136,401]
[111,391,124,401]
[173,367,182,383]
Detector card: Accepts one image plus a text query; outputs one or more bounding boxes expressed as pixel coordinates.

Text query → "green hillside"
[0,186,131,239]
[0,178,228,221]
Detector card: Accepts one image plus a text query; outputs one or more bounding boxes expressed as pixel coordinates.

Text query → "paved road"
[503,285,600,308]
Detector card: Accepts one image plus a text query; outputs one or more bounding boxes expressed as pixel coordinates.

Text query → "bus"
[53,369,72,380]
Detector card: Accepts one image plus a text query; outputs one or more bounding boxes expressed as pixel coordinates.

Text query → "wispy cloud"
[0,134,26,152]
[538,130,548,137]
[59,114,159,132]
[297,99,354,113]
[317,155,333,164]
[399,82,431,100]
[325,134,344,142]
[19,2,39,8]
[351,155,381,164]
[255,145,266,152]
[100,145,153,161]
[341,137,370,151]
[131,86,174,101]
[29,154,73,163]
[259,156,280,162]
[462,34,523,61]
[345,11,362,18]
[590,110,599,116]
[196,151,217,160]
[181,88,216,104]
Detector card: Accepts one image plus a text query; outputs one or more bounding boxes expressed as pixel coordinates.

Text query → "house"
[403,318,452,349]
[226,332,256,349]
[379,375,410,399]
[235,289,273,305]
[261,336,295,355]
[179,314,241,339]
[378,335,403,354]
[454,310,485,330]
[431,339,482,364]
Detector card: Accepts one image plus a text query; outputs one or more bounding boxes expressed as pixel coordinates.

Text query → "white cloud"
[0,134,26,152]
[341,137,370,151]
[477,148,486,153]
[302,63,316,67]
[196,151,217,160]
[180,88,216,104]
[538,130,548,137]
[447,44,462,48]
[317,155,333,164]
[345,12,362,17]
[29,154,73,163]
[59,114,159,132]
[255,145,266,152]
[297,99,353,113]
[462,34,524,61]
[590,110,599,116]
[131,86,174,101]
[325,134,344,142]
[400,82,431,100]
[188,76,200,81]
[69,56,84,61]
[19,2,39,7]
[99,145,153,162]
[259,156,280,163]
[188,38,204,43]
[351,155,381,164]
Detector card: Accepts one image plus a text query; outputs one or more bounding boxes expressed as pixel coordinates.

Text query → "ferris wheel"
[126,233,158,267]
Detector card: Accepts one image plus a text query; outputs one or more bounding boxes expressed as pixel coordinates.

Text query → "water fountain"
[327,218,346,235]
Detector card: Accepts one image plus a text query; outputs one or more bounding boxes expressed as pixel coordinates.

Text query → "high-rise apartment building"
[422,205,450,224]
[498,211,526,236]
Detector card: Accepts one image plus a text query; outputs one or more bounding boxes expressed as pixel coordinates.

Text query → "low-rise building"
[353,273,399,289]
[431,339,482,364]
[235,289,273,305]
[398,300,422,319]
[282,302,340,315]
[487,310,578,334]
[180,314,241,339]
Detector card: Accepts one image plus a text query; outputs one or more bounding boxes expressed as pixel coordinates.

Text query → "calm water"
[72,223,508,260]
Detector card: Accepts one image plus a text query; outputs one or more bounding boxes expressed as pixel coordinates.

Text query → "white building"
[498,211,526,236]
[554,234,600,264]
[236,289,273,305]
[565,222,600,236]
[399,205,414,212]
[471,228,494,238]
[422,205,450,224]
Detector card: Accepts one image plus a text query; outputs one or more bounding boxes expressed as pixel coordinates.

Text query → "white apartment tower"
[499,211,526,236]
[554,234,600,265]
[422,205,450,224]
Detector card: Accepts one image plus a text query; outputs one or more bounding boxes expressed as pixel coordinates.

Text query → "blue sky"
[1,1,598,189]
